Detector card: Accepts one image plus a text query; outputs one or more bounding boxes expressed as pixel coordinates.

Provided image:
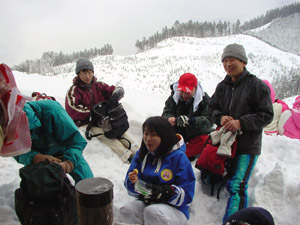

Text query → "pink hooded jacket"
[0,64,32,156]
[279,96,300,141]
[263,80,289,135]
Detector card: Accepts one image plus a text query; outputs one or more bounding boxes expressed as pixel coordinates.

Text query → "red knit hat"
[177,73,197,93]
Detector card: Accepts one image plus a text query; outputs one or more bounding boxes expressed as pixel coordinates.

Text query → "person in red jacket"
[65,58,137,163]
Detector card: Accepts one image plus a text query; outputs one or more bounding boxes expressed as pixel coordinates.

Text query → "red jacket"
[65,76,115,127]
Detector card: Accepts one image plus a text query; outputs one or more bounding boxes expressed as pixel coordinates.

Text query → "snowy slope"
[0,34,299,225]
[50,34,300,97]
[245,13,300,56]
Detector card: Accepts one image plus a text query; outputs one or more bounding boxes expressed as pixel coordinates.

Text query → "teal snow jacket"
[15,100,93,182]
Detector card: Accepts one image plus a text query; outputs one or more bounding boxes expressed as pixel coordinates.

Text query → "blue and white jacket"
[124,135,195,219]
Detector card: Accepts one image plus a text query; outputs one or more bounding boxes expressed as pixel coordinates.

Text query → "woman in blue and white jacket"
[117,116,195,225]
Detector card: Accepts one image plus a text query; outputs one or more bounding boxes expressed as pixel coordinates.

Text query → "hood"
[141,134,186,174]
[262,80,275,103]
[172,81,204,112]
[291,107,300,129]
[23,102,41,130]
[293,95,300,109]
[170,134,186,153]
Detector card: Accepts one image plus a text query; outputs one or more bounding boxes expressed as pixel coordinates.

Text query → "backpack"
[15,161,78,225]
[85,100,130,142]
[31,92,56,101]
[195,136,237,200]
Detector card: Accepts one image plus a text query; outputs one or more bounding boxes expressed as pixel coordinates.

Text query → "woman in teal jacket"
[14,100,93,183]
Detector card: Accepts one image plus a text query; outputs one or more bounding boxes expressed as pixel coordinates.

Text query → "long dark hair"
[139,116,178,161]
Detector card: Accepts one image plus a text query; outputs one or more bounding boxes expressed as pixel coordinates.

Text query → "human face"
[223,57,246,82]
[179,87,196,102]
[143,126,161,153]
[78,70,94,85]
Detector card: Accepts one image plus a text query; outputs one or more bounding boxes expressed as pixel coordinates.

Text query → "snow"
[1,36,300,225]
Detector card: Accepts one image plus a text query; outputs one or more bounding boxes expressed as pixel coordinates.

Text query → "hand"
[146,184,175,202]
[188,117,196,125]
[110,86,124,103]
[33,154,62,164]
[223,119,241,132]
[176,115,189,127]
[221,116,234,126]
[128,169,138,184]
[56,160,74,174]
[168,117,176,126]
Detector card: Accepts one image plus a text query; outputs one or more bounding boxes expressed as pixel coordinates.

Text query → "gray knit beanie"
[75,57,94,74]
[221,43,248,64]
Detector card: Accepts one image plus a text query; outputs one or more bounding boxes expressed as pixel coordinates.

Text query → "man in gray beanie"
[208,44,273,223]
[221,43,248,64]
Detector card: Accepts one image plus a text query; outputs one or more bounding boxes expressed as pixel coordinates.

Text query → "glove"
[146,184,175,203]
[217,131,237,156]
[210,127,226,145]
[176,115,189,127]
[33,154,62,164]
[188,117,196,125]
[110,86,124,103]
[58,160,74,174]
[138,194,152,205]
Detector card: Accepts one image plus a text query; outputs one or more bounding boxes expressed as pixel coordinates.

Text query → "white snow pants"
[116,200,187,225]
[90,126,137,162]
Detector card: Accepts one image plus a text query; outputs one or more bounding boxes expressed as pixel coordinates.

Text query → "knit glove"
[33,154,62,164]
[145,184,175,203]
[110,86,124,103]
[217,131,237,156]
[58,160,74,174]
[188,117,196,125]
[176,115,189,127]
[210,127,226,145]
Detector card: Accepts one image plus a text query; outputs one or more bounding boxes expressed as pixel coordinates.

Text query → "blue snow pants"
[223,154,258,222]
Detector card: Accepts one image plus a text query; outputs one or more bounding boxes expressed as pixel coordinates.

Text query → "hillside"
[51,34,300,97]
[245,13,300,56]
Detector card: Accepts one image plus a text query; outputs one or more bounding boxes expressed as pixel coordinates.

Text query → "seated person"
[278,95,300,141]
[223,207,275,225]
[65,57,137,163]
[162,73,213,160]
[116,116,195,225]
[14,100,94,184]
[262,80,289,135]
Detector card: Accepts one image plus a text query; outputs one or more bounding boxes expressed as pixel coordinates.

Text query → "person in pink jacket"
[0,64,31,156]
[263,80,289,136]
[0,78,9,150]
[278,95,300,141]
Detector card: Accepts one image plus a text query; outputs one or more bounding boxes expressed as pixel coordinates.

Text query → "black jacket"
[208,69,273,155]
[162,84,213,141]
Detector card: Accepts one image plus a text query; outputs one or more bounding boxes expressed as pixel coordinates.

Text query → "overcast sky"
[1,0,298,66]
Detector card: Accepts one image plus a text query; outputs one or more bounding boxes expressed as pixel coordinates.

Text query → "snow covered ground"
[0,69,299,225]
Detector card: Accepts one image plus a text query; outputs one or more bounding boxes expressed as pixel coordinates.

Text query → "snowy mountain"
[245,13,300,56]
[50,34,300,97]
[0,34,300,225]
